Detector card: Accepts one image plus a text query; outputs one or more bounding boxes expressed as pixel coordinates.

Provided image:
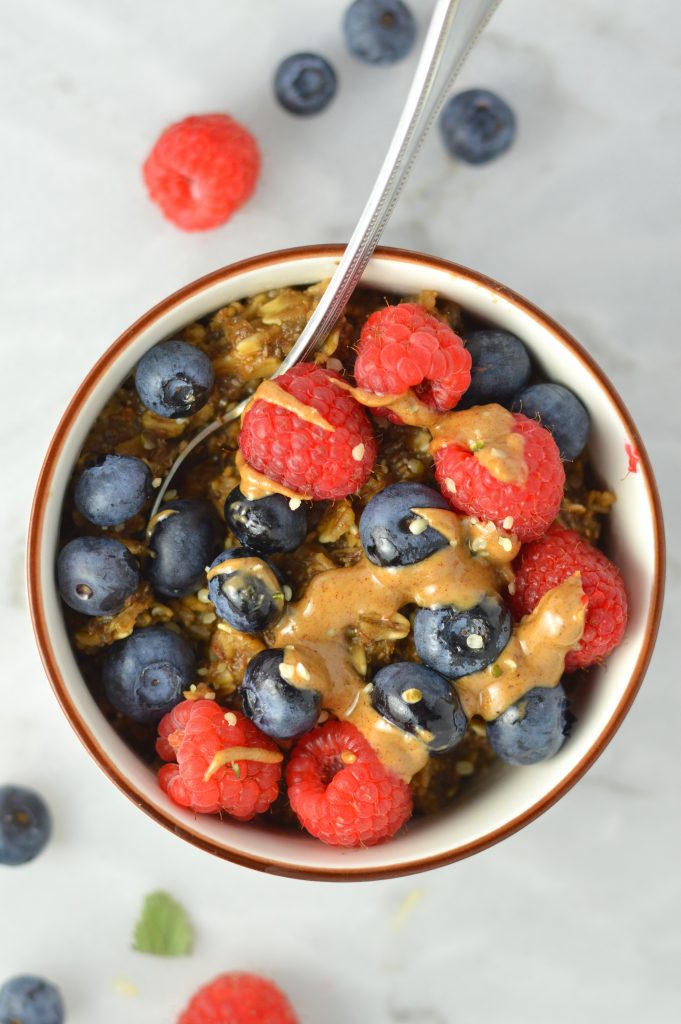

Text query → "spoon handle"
[277,0,503,374]
[150,0,501,514]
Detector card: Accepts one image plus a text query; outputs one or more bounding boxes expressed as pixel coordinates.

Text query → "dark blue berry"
[224,486,308,555]
[460,329,531,407]
[0,976,64,1024]
[414,596,512,679]
[74,454,152,527]
[359,482,450,568]
[57,537,140,617]
[0,787,51,866]
[440,88,516,165]
[512,383,589,461]
[102,625,194,723]
[343,0,416,65]
[135,339,214,419]
[146,500,221,599]
[371,662,467,753]
[274,53,337,115]
[242,649,321,740]
[207,548,286,634]
[486,684,570,765]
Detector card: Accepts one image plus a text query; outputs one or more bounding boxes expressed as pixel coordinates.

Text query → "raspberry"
[178,973,298,1024]
[156,700,281,819]
[239,364,377,500]
[354,302,471,417]
[434,412,565,541]
[286,720,413,846]
[510,524,628,672]
[143,114,260,231]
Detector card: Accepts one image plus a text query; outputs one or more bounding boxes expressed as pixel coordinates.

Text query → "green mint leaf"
[132,890,193,957]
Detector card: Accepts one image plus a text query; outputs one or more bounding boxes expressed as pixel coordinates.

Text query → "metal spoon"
[151,0,502,515]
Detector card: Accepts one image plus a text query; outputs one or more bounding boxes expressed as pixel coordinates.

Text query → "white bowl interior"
[37,253,658,875]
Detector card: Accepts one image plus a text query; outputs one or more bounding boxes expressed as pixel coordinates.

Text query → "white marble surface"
[1,0,679,1019]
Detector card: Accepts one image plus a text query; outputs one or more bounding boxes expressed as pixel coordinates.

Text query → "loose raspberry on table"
[286,720,413,846]
[434,412,565,542]
[178,972,298,1024]
[354,302,471,418]
[238,364,377,500]
[143,114,260,231]
[510,524,628,671]
[156,700,281,819]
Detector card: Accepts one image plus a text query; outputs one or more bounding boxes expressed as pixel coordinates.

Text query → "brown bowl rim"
[26,244,666,881]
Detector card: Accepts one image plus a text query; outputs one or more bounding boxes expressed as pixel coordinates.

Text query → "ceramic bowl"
[27,245,664,880]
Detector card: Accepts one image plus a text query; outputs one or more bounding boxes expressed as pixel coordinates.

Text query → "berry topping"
[414,596,512,679]
[286,720,412,846]
[224,486,308,554]
[354,302,471,413]
[359,481,450,567]
[274,53,337,115]
[207,549,286,634]
[371,662,467,752]
[178,973,298,1024]
[135,339,214,419]
[103,625,195,723]
[439,88,516,165]
[512,382,590,461]
[510,525,628,671]
[157,701,281,819]
[434,412,565,542]
[238,364,377,500]
[459,329,531,407]
[143,113,260,231]
[74,454,152,527]
[242,649,322,740]
[57,537,140,617]
[0,786,51,866]
[146,499,222,599]
[486,684,570,765]
[0,976,63,1024]
[343,0,416,66]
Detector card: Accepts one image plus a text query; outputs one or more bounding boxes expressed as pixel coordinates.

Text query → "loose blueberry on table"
[57,284,627,847]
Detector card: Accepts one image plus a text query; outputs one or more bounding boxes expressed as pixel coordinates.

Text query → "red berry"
[178,972,298,1024]
[434,412,565,542]
[286,720,413,847]
[510,524,628,671]
[354,302,471,417]
[143,114,260,231]
[156,700,281,820]
[239,364,377,500]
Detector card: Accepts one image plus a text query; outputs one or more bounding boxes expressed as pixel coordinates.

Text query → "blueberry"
[486,684,570,765]
[414,596,512,679]
[146,500,221,599]
[135,339,214,419]
[0,787,51,866]
[512,383,589,461]
[242,649,321,739]
[359,482,450,568]
[207,548,285,634]
[224,486,308,555]
[0,976,64,1024]
[460,329,531,407]
[440,88,516,165]
[343,0,416,65]
[102,625,194,723]
[74,453,152,527]
[371,662,467,753]
[57,537,140,617]
[274,53,337,115]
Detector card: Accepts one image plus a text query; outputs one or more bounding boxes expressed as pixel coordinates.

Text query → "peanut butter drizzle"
[454,573,586,720]
[243,379,334,432]
[236,451,310,502]
[145,507,178,541]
